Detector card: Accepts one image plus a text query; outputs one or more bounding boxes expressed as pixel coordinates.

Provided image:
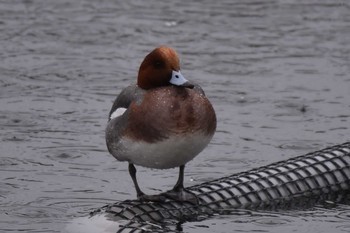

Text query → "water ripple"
[1,0,350,232]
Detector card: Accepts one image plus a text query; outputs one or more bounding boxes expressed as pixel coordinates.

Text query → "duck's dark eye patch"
[153,60,165,69]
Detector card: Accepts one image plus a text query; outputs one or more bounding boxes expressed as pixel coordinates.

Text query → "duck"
[105,46,216,203]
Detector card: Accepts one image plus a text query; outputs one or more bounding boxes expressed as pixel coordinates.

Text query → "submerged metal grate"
[192,145,350,211]
[91,142,350,233]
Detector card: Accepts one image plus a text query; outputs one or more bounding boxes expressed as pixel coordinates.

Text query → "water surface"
[0,0,349,232]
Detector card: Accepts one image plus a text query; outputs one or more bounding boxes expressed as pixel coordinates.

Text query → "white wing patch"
[110,107,127,120]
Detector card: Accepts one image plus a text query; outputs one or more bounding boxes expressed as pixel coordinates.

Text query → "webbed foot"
[137,193,167,203]
[162,188,199,205]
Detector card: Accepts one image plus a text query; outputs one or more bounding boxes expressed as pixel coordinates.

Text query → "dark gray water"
[1,0,350,232]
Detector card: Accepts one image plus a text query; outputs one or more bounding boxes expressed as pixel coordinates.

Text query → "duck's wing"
[108,84,145,121]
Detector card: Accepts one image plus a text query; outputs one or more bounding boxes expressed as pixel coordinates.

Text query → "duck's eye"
[154,60,164,69]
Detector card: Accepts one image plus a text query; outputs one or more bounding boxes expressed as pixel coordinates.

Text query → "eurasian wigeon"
[105,46,216,203]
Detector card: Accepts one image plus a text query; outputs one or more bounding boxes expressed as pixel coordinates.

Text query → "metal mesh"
[91,142,350,233]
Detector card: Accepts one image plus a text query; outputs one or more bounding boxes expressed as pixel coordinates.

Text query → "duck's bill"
[170,70,194,89]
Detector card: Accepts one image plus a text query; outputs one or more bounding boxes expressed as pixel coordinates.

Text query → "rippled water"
[1,0,349,232]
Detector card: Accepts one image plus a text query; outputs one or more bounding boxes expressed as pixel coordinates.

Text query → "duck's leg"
[173,164,185,191]
[128,163,144,198]
[128,163,166,202]
[163,165,199,204]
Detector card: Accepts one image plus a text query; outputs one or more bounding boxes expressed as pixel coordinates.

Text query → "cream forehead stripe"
[110,107,127,120]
